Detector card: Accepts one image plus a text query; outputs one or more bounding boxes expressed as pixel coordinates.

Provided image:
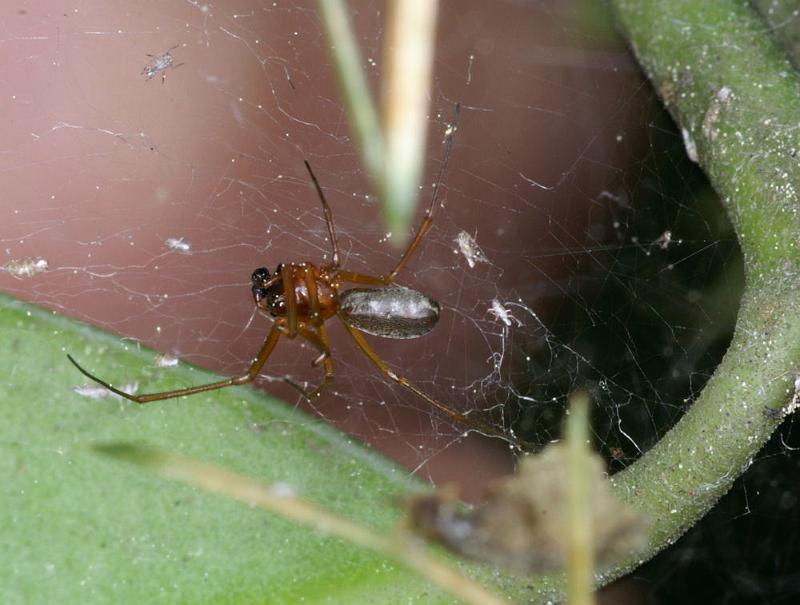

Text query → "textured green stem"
[751,0,800,69]
[601,0,800,584]
[470,2,800,601]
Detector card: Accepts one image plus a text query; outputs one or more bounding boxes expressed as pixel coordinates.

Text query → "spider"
[69,108,519,446]
[142,45,184,83]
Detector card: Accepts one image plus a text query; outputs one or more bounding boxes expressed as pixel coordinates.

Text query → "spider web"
[2,2,798,600]
[0,0,741,484]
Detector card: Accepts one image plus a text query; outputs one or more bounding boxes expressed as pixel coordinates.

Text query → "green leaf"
[0,294,455,604]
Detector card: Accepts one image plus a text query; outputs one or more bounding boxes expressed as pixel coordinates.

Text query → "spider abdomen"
[338,286,440,339]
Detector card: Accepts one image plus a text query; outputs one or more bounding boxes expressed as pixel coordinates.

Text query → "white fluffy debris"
[3,257,48,279]
[73,383,138,400]
[681,128,699,163]
[655,230,673,250]
[165,237,192,253]
[154,354,180,368]
[454,231,489,269]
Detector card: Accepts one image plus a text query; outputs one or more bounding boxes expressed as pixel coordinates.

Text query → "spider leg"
[304,161,340,269]
[331,107,460,286]
[283,266,299,336]
[68,321,283,404]
[281,266,334,400]
[284,324,334,401]
[303,262,325,328]
[334,270,391,286]
[295,325,331,368]
[383,104,460,283]
[339,317,526,448]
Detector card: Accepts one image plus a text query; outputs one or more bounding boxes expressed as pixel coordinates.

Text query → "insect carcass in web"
[142,45,184,83]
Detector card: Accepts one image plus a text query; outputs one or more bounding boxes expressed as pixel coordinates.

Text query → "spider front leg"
[303,106,459,283]
[304,160,340,269]
[374,104,459,284]
[283,324,334,401]
[332,200,437,286]
[282,264,334,400]
[68,322,284,404]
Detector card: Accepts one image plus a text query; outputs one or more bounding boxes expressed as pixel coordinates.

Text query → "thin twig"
[93,443,511,605]
[565,391,595,605]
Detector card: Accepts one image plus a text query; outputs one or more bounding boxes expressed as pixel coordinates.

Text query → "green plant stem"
[751,0,800,69]
[465,2,800,602]
[600,0,800,583]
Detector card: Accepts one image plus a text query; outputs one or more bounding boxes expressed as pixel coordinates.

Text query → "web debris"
[3,257,49,279]
[454,231,490,269]
[154,353,180,368]
[488,299,522,328]
[142,44,184,83]
[165,237,192,254]
[407,441,649,572]
[74,382,139,400]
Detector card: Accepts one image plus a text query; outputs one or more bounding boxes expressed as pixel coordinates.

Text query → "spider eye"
[275,263,284,274]
[251,267,270,285]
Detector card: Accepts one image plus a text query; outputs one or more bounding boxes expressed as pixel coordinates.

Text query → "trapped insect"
[142,45,184,83]
[454,230,489,269]
[68,107,517,445]
[165,237,192,254]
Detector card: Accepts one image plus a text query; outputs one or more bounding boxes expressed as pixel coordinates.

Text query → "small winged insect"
[142,45,184,83]
[68,106,522,447]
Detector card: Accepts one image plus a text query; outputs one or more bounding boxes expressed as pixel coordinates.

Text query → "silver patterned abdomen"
[338,286,440,339]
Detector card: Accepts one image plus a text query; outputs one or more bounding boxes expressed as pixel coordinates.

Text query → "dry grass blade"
[93,442,511,605]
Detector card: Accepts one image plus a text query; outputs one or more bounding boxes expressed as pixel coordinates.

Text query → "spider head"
[251,265,285,314]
